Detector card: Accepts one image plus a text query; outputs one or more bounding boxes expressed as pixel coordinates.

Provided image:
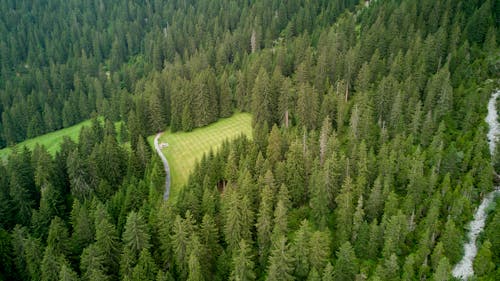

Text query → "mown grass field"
[156,113,252,200]
[0,119,93,162]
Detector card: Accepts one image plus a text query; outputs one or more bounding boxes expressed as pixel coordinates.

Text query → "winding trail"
[452,90,500,280]
[154,132,171,201]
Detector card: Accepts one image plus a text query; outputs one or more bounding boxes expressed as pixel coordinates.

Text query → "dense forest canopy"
[0,0,499,280]
[0,0,358,147]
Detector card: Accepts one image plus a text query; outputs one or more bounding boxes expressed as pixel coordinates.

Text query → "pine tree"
[266,236,294,281]
[432,257,451,281]
[199,214,220,276]
[285,140,306,206]
[122,211,150,257]
[266,124,283,165]
[187,251,203,281]
[366,219,382,260]
[219,73,233,118]
[333,242,357,281]
[193,68,218,127]
[171,212,196,278]
[307,268,320,281]
[381,211,408,258]
[230,239,256,281]
[47,217,70,257]
[182,105,194,132]
[473,240,495,278]
[439,218,462,264]
[296,83,319,130]
[251,68,273,127]
[70,201,94,258]
[401,254,416,281]
[271,199,288,242]
[378,253,399,281]
[334,176,354,246]
[131,249,158,281]
[95,217,121,276]
[256,184,274,268]
[322,262,334,281]
[366,177,384,222]
[319,117,332,165]
[309,168,330,229]
[351,195,365,243]
[59,261,79,281]
[224,191,244,253]
[309,231,330,273]
[41,246,61,281]
[81,244,107,281]
[278,77,295,128]
[8,149,37,226]
[292,220,312,279]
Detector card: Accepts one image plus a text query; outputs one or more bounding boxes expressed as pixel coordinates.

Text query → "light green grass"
[156,113,252,200]
[0,119,93,162]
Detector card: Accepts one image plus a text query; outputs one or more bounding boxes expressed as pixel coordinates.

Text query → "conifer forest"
[0,0,499,280]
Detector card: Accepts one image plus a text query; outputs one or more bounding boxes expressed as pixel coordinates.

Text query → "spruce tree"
[333,242,357,281]
[229,240,256,281]
[266,236,294,281]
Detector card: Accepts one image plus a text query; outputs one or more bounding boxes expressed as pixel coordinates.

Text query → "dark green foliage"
[473,240,496,279]
[229,240,256,281]
[0,228,16,280]
[0,0,498,280]
[266,236,294,281]
[333,242,357,281]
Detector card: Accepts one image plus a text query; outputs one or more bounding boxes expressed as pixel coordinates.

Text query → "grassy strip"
[154,113,252,201]
[0,119,93,162]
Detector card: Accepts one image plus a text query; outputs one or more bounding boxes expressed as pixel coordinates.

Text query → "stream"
[451,90,500,280]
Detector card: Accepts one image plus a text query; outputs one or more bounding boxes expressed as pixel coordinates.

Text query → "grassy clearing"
[155,113,252,200]
[0,119,93,162]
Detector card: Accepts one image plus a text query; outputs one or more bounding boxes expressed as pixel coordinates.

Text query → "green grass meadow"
[0,113,252,202]
[0,119,126,163]
[0,119,93,162]
[155,113,252,200]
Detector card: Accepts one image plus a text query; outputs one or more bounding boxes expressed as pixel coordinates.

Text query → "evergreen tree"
[473,240,495,278]
[199,214,220,275]
[171,212,196,278]
[95,217,121,276]
[122,211,150,257]
[333,242,357,281]
[229,239,256,281]
[219,73,234,118]
[334,176,354,246]
[182,105,194,132]
[41,246,61,281]
[256,184,274,268]
[310,168,330,229]
[59,261,79,281]
[266,236,294,281]
[309,231,330,273]
[70,201,94,258]
[187,251,203,281]
[81,244,108,281]
[292,220,312,279]
[47,217,70,257]
[271,199,288,242]
[296,83,319,130]
[251,68,273,127]
[131,249,158,281]
[432,257,451,281]
[440,218,461,264]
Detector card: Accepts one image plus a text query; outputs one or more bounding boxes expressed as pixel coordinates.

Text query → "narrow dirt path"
[154,132,171,200]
